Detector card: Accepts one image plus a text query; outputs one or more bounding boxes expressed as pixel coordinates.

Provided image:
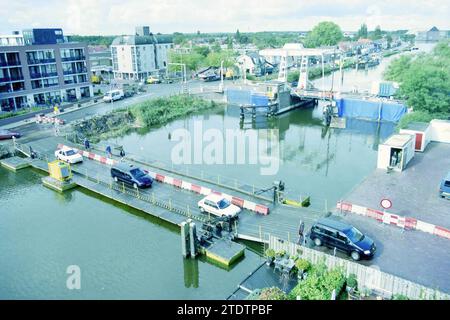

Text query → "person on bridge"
[106,145,112,158]
[119,148,125,160]
[84,138,90,150]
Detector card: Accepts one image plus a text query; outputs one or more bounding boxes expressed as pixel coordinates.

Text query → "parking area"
[341,142,450,228]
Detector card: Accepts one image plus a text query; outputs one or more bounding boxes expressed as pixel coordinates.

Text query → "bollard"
[122,182,125,193]
[169,199,172,211]
[259,225,262,240]
[152,192,155,204]
[136,187,140,199]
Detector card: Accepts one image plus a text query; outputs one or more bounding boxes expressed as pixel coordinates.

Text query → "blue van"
[439,172,450,199]
[111,163,153,189]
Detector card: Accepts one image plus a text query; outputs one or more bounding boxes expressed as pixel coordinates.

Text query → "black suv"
[111,163,153,189]
[309,218,376,261]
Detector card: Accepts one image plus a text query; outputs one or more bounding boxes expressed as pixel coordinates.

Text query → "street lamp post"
[220,60,224,92]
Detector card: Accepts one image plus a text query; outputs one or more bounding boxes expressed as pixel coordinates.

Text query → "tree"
[193,46,210,57]
[303,21,344,48]
[226,36,233,49]
[370,25,383,40]
[357,23,368,39]
[235,29,241,42]
[384,41,450,114]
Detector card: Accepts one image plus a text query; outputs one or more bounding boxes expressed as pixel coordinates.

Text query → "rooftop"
[383,134,413,148]
[403,122,430,132]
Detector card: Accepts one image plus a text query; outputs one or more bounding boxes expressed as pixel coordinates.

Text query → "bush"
[265,248,275,258]
[258,287,289,300]
[289,264,346,300]
[346,273,358,289]
[397,111,448,130]
[275,250,286,258]
[295,259,311,273]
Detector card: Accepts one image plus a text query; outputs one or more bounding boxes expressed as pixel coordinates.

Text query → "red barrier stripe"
[389,214,399,225]
[99,157,107,164]
[155,174,165,182]
[255,204,269,215]
[231,197,245,208]
[338,202,352,212]
[191,184,202,194]
[405,217,418,230]
[434,226,450,240]
[88,152,95,160]
[173,179,182,188]
[211,190,222,196]
[366,208,384,222]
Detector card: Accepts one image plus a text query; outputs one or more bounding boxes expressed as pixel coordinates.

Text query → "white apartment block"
[111,26,172,81]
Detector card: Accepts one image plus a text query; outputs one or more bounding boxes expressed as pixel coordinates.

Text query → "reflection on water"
[183,258,199,289]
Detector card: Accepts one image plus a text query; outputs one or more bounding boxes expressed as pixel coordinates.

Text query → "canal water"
[0,43,435,299]
[0,166,262,299]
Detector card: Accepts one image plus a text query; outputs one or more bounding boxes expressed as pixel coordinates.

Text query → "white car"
[198,194,241,218]
[54,147,83,164]
[103,89,124,103]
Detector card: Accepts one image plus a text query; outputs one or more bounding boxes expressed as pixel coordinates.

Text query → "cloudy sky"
[0,0,449,35]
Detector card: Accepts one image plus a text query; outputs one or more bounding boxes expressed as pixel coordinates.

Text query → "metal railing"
[71,166,210,224]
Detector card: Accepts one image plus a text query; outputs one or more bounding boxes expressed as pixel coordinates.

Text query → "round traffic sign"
[380,199,392,209]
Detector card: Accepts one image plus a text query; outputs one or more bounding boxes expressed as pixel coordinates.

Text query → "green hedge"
[289,263,346,300]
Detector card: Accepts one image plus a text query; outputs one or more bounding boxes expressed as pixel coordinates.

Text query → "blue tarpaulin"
[335,98,406,122]
[226,89,269,106]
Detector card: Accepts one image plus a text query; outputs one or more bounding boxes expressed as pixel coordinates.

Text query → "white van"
[103,89,124,103]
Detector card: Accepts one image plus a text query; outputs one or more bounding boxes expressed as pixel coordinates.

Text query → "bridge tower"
[277,53,288,83]
[297,55,310,90]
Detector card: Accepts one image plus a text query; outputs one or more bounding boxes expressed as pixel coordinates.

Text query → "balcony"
[63,68,87,75]
[0,60,21,67]
[61,55,86,62]
[44,82,59,88]
[0,75,24,83]
[27,58,56,65]
[30,72,58,79]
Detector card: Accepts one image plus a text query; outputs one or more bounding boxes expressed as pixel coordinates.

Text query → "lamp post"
[168,62,187,94]
[220,60,224,92]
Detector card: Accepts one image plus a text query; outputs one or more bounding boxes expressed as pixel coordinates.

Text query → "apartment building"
[0,28,93,112]
[111,26,172,81]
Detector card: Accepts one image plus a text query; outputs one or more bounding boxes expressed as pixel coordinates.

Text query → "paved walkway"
[342,142,450,229]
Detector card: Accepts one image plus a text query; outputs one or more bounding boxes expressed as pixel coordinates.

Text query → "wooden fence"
[269,235,449,300]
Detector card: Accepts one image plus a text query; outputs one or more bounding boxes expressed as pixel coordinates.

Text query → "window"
[444,180,450,187]
[218,199,230,209]
[344,227,364,243]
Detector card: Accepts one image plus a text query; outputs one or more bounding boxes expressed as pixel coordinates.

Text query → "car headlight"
[364,250,371,255]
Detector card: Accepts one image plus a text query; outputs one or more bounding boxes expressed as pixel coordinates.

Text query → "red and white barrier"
[56,144,270,215]
[337,201,450,241]
[36,114,65,125]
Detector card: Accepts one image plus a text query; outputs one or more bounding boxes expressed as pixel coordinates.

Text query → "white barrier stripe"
[181,181,192,191]
[352,204,367,216]
[200,187,211,196]
[243,200,257,211]
[147,171,156,179]
[416,220,436,234]
[165,176,174,185]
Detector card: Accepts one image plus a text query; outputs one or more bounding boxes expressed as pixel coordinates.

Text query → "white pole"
[220,60,224,91]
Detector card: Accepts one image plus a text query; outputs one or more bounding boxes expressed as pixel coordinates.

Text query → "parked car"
[111,163,153,189]
[309,217,376,261]
[103,89,124,102]
[146,76,161,84]
[54,146,83,164]
[197,194,241,218]
[0,129,21,140]
[439,172,450,199]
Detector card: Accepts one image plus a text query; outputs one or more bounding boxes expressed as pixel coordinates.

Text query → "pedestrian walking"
[119,148,125,160]
[84,138,90,150]
[106,145,112,158]
[298,220,305,245]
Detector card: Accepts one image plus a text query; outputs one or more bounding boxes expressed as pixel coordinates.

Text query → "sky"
[0,0,449,35]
